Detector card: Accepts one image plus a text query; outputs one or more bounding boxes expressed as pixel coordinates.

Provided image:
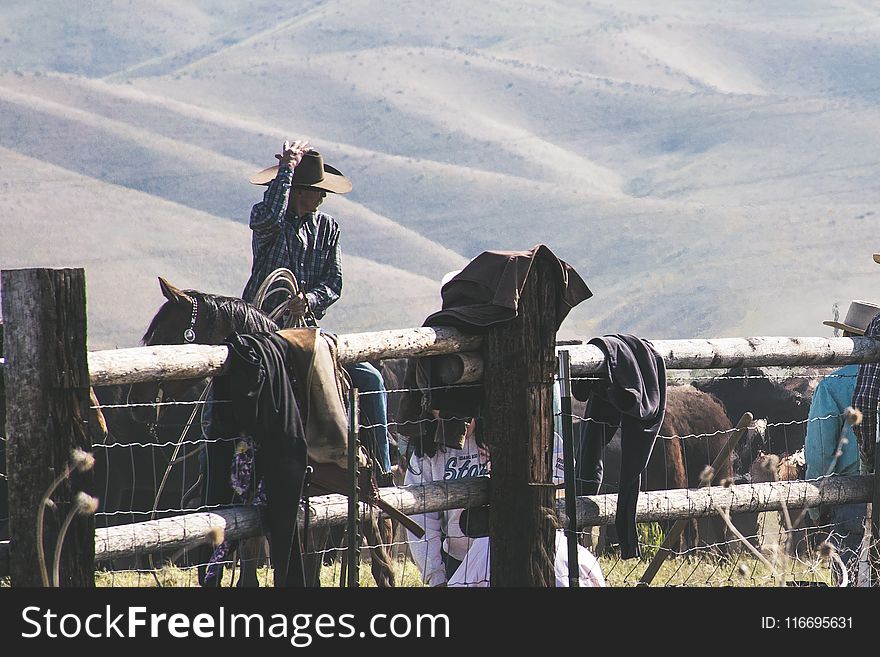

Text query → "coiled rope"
[253,267,316,328]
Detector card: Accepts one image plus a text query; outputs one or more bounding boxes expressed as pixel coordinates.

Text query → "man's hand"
[276,139,311,169]
[287,291,308,316]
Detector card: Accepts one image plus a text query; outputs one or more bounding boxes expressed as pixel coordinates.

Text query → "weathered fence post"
[484,256,558,586]
[1,268,95,586]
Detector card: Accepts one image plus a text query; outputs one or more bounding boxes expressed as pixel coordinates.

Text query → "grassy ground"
[2,549,837,588]
[90,553,832,588]
[4,515,835,588]
[93,557,427,588]
[91,538,834,588]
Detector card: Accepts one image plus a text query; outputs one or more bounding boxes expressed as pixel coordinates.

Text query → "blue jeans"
[345,362,391,473]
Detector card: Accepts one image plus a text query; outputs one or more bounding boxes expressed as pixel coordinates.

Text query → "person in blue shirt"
[807,299,879,585]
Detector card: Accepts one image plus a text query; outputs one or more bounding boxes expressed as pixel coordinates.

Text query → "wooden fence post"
[1,268,94,586]
[484,256,558,586]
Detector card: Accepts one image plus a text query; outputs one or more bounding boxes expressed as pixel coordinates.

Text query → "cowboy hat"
[873,253,880,264]
[823,299,880,335]
[249,150,352,194]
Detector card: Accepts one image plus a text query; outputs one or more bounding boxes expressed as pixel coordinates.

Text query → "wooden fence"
[2,266,880,586]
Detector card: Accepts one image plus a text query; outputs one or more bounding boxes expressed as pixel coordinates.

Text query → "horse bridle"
[183,296,198,343]
[152,295,197,423]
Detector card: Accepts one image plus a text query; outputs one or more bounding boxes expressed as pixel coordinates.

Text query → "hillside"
[0,148,446,348]
[2,1,880,347]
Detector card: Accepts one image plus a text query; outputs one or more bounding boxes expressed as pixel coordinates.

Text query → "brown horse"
[662,385,740,552]
[575,385,746,554]
[127,277,396,586]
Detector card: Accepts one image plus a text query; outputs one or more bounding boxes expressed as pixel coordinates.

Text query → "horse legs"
[311,512,395,587]
[197,438,236,587]
[299,518,395,587]
[364,508,396,588]
[303,524,331,587]
[236,536,268,587]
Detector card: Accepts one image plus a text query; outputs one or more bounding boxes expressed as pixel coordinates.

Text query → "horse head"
[126,277,277,425]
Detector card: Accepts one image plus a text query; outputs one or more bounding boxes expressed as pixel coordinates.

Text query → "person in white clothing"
[444,421,606,587]
[404,415,488,587]
[447,530,607,587]
[404,406,604,586]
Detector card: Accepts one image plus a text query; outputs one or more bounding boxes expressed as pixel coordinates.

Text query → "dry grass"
[1,515,839,588]
[598,550,832,587]
[93,555,428,588]
[1,550,837,588]
[89,533,835,588]
[88,553,832,588]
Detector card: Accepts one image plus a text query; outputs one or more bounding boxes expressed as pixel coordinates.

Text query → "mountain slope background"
[1,1,879,349]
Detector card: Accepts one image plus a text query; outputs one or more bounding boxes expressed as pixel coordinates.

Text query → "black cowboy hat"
[249,150,352,194]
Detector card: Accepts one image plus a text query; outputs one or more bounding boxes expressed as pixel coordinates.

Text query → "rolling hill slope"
[2,1,880,346]
[0,147,448,348]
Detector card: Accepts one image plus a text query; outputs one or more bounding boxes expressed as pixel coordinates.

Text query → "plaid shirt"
[242,165,342,324]
[852,312,880,468]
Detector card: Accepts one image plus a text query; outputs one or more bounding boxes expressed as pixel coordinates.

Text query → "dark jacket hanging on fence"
[424,244,592,332]
[210,331,309,587]
[573,334,667,559]
[401,244,591,455]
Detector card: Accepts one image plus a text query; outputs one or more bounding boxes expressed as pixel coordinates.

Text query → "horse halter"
[183,296,198,343]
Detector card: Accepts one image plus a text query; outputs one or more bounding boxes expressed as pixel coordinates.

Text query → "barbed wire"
[92,398,229,410]
[570,371,856,384]
[92,435,239,449]
[95,502,228,518]
[301,536,414,557]
[90,382,483,410]
[366,415,481,431]
[559,410,840,442]
[360,383,482,397]
[97,561,231,575]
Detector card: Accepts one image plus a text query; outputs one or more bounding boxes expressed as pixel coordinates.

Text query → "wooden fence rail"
[86,329,482,387]
[2,475,871,575]
[567,336,880,374]
[82,335,880,388]
[80,475,880,564]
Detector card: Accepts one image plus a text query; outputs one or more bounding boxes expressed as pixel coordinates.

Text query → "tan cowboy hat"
[823,300,880,335]
[873,253,880,264]
[249,150,352,193]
